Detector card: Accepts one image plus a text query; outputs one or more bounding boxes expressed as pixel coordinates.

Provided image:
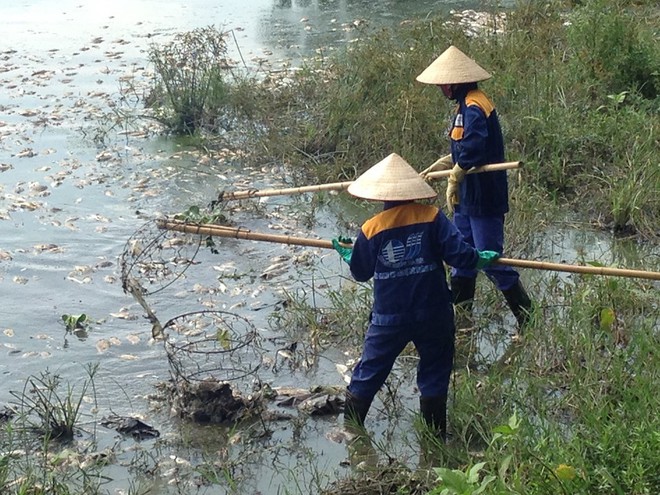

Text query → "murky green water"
[1,1,656,493]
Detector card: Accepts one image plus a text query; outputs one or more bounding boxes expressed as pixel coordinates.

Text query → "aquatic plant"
[10,365,97,441]
[0,365,113,494]
[61,313,89,332]
[147,26,233,134]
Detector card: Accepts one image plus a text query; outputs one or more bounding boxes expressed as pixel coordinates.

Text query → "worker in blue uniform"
[333,153,500,440]
[416,45,533,332]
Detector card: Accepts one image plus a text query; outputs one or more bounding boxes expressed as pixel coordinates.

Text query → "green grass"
[1,365,111,495]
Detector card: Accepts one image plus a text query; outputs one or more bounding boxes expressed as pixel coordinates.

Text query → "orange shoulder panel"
[465,89,494,117]
[361,204,439,239]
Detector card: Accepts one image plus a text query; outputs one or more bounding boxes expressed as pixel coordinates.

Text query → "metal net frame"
[163,310,263,391]
[120,219,202,296]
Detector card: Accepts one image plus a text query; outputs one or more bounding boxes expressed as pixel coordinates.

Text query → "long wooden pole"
[159,220,334,249]
[157,220,660,281]
[495,257,659,281]
[219,161,521,201]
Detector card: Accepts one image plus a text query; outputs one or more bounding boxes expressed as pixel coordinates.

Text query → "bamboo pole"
[159,220,336,249]
[157,220,660,281]
[219,161,521,201]
[425,161,521,180]
[496,258,659,281]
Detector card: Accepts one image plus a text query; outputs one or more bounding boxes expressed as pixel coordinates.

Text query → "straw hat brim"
[348,153,438,201]
[416,45,491,85]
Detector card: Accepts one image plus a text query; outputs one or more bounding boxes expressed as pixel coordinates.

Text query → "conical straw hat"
[416,45,491,85]
[347,153,438,201]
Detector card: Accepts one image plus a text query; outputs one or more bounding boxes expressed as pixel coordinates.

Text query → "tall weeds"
[147,26,233,134]
[1,365,110,494]
[428,272,660,495]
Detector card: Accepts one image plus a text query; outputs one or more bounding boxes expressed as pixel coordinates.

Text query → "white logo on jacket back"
[378,232,423,266]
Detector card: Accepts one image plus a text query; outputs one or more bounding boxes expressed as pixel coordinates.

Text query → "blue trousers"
[348,317,455,401]
[451,211,519,291]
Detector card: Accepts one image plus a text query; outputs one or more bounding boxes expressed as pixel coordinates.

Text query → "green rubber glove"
[332,237,353,264]
[476,250,500,269]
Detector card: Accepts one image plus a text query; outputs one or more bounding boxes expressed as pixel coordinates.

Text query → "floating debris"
[95,339,111,353]
[273,386,345,416]
[33,243,63,253]
[95,150,114,162]
[0,406,16,423]
[166,379,262,424]
[109,309,137,320]
[101,415,160,440]
[15,148,37,157]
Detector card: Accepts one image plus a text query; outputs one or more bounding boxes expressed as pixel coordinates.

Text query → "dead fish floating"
[297,393,344,416]
[273,385,345,416]
[260,261,289,279]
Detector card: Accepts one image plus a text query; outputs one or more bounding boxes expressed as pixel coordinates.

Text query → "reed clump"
[0,366,112,494]
[147,26,233,134]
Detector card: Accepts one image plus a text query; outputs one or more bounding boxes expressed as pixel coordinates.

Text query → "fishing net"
[120,219,202,296]
[161,310,265,423]
[163,310,263,386]
[119,216,337,423]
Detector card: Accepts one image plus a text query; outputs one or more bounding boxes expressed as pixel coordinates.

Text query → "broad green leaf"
[499,454,513,480]
[467,462,487,484]
[554,464,577,481]
[492,425,513,435]
[473,475,496,494]
[216,328,231,350]
[435,468,470,493]
[508,410,520,430]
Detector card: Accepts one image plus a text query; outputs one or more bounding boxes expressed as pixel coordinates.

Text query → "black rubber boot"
[451,276,476,330]
[343,390,372,429]
[419,395,447,442]
[502,280,533,331]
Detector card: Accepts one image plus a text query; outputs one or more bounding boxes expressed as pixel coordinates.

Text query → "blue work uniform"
[449,85,519,290]
[347,201,479,401]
